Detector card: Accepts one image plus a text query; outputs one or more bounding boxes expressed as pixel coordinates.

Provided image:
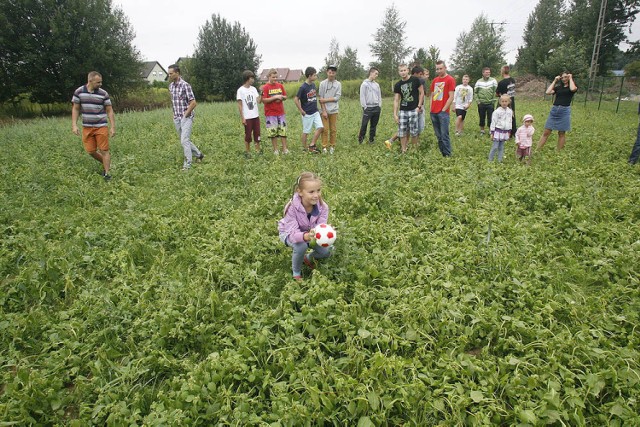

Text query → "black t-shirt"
[553,84,576,106]
[394,76,421,110]
[497,77,515,98]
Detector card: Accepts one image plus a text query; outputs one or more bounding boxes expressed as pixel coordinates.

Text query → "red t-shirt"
[430,74,456,113]
[261,82,287,116]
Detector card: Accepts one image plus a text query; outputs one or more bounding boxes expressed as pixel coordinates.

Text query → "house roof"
[140,61,168,78]
[258,68,304,82]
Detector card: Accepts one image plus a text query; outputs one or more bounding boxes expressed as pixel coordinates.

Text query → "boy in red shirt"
[261,69,289,155]
[429,60,456,157]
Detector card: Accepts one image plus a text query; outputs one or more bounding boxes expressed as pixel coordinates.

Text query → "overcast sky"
[114,0,640,73]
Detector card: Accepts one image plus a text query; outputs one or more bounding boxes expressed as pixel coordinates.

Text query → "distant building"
[140,61,168,83]
[258,68,304,83]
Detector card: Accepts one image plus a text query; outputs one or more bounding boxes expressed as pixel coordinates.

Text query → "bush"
[114,87,171,112]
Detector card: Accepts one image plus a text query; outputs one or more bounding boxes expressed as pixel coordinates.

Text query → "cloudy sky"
[114,0,639,72]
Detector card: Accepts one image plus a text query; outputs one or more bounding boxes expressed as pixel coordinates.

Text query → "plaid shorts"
[398,109,418,137]
[265,115,287,138]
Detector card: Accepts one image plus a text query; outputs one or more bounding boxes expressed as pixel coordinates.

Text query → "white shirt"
[237,85,260,119]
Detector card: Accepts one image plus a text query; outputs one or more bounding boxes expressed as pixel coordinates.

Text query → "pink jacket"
[515,125,535,148]
[278,193,329,244]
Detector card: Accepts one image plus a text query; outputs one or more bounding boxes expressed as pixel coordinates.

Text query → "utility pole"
[589,0,608,90]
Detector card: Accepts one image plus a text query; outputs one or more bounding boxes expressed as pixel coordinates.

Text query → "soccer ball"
[314,223,337,247]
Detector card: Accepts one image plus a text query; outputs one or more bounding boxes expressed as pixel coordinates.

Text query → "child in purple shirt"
[278,172,332,280]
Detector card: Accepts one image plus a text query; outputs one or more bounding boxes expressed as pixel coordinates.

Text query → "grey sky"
[114,0,639,73]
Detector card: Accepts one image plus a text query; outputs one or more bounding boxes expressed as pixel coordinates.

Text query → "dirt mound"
[515,74,549,99]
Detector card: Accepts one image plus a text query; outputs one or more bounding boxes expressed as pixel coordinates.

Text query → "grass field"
[1,97,640,425]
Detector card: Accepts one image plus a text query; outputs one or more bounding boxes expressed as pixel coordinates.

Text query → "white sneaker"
[274,149,280,155]
[322,148,328,154]
[329,147,334,154]
[283,149,290,155]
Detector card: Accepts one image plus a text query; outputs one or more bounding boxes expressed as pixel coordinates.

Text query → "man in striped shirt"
[168,64,204,170]
[72,71,116,181]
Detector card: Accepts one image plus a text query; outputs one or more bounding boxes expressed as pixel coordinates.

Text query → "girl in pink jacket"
[278,172,332,280]
[515,114,535,164]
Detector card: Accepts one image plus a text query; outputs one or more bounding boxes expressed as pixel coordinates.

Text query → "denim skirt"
[544,105,571,131]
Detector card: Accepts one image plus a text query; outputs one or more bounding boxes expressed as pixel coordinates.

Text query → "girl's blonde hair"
[499,94,511,106]
[293,172,322,195]
[283,172,323,215]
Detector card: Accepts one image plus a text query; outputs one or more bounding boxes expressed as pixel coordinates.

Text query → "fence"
[541,76,638,114]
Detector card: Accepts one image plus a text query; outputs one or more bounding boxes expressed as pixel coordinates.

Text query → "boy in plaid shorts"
[261,68,289,155]
[393,64,424,154]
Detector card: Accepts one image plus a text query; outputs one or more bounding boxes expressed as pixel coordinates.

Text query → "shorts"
[302,111,323,134]
[455,109,467,119]
[265,115,287,138]
[516,146,531,158]
[82,126,109,152]
[397,109,418,137]
[243,117,261,143]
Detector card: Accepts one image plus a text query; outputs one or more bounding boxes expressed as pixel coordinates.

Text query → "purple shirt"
[278,193,329,244]
[169,78,195,119]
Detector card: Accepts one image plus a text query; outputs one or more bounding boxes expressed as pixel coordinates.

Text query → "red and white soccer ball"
[314,223,337,247]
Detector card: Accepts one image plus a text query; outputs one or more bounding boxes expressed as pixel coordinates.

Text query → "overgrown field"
[1,98,639,425]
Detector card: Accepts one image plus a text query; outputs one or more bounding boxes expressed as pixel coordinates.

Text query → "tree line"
[1,0,638,108]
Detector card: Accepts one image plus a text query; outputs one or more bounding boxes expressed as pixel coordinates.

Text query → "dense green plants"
[1,98,639,425]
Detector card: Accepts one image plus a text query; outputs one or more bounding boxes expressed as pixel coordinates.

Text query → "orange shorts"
[82,127,109,152]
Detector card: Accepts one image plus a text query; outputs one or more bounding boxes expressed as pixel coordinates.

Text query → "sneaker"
[322,148,328,154]
[309,145,320,154]
[455,131,461,136]
[103,174,112,182]
[274,149,280,155]
[196,153,205,162]
[283,149,290,155]
[329,147,334,154]
[480,130,485,136]
[182,163,192,171]
[303,255,315,270]
[384,139,392,150]
[293,274,303,281]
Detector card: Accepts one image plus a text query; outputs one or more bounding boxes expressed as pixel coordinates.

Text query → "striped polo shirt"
[71,85,112,128]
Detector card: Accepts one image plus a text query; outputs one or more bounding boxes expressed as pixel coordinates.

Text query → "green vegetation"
[1,98,639,425]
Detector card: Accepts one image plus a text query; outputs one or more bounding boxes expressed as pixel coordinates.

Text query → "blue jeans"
[629,123,640,164]
[173,117,202,167]
[430,112,452,157]
[489,139,506,162]
[283,238,331,276]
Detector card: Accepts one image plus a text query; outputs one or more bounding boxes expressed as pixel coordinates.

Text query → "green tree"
[369,5,413,83]
[425,45,440,78]
[515,0,564,75]
[321,37,341,76]
[412,46,440,77]
[412,48,429,67]
[337,46,365,80]
[193,14,261,101]
[0,0,141,104]
[563,0,639,75]
[537,39,589,79]
[450,14,506,80]
[624,60,640,77]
